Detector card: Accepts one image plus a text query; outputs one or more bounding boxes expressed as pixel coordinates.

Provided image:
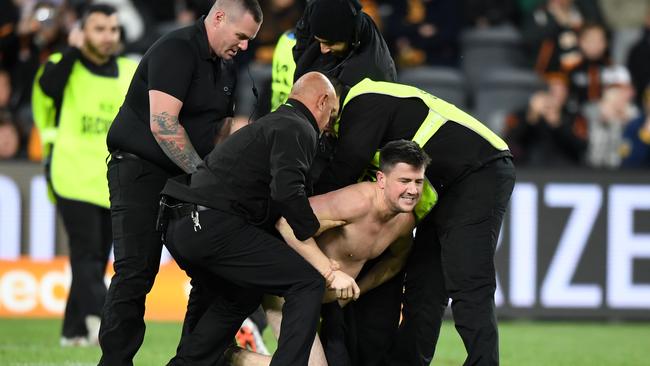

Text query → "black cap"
[309,0,357,43]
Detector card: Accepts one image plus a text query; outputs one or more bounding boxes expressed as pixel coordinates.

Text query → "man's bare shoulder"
[309,182,374,221]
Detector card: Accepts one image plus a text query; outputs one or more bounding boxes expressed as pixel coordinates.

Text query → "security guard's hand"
[327,270,360,301]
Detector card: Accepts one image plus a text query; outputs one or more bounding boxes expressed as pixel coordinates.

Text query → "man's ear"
[317,93,328,111]
[376,170,386,188]
[212,10,225,26]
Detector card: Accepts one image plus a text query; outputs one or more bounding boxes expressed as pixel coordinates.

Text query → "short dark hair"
[379,140,431,173]
[80,3,117,27]
[215,0,263,23]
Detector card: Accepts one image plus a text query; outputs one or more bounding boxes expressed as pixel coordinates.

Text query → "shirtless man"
[228,139,431,366]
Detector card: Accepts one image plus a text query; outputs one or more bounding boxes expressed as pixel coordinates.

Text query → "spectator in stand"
[627,9,650,108]
[0,109,20,159]
[0,67,12,112]
[0,67,25,157]
[381,0,461,68]
[504,76,588,166]
[566,23,611,108]
[621,84,650,167]
[10,1,72,157]
[246,0,304,65]
[583,72,638,168]
[0,0,20,71]
[522,0,605,75]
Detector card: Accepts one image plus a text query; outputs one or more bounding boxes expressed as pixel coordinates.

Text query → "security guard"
[99,1,262,364]
[315,79,516,366]
[271,0,396,109]
[160,72,356,366]
[31,3,136,346]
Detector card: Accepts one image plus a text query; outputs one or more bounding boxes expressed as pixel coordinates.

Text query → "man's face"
[0,72,10,107]
[580,27,607,61]
[315,36,349,57]
[211,10,260,60]
[378,163,425,213]
[83,13,120,59]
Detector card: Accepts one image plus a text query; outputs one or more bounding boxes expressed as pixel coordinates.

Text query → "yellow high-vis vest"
[270,30,297,112]
[32,53,137,208]
[339,78,510,221]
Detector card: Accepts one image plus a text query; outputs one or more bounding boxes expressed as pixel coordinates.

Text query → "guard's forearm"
[278,220,331,277]
[150,111,203,173]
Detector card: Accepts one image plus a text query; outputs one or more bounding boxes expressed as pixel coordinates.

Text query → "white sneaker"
[85,315,101,346]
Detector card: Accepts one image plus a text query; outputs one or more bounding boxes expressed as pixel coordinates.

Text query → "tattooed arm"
[149,90,203,173]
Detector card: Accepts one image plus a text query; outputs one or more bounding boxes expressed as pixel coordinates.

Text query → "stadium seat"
[611,28,642,65]
[461,24,528,90]
[397,66,468,109]
[473,68,545,135]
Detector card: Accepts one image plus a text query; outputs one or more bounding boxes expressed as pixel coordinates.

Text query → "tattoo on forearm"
[151,112,203,173]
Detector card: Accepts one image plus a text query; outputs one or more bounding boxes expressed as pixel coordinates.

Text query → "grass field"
[1,318,648,365]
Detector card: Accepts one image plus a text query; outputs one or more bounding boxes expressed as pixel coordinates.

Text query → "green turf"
[0,318,648,365]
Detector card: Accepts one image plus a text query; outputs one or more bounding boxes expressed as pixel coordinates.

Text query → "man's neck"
[80,46,110,66]
[372,185,399,223]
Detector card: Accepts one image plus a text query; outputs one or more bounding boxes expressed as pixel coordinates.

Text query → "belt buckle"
[191,210,201,232]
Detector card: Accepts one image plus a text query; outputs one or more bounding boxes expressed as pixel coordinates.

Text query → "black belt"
[111,150,141,161]
[163,202,211,219]
[157,196,210,233]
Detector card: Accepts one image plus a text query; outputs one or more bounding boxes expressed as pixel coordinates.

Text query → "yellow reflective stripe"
[412,109,447,147]
[341,78,509,151]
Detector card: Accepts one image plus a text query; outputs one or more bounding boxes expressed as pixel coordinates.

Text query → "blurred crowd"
[1,0,649,168]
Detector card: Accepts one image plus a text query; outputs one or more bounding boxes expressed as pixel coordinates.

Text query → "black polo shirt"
[107,16,237,175]
[163,99,321,241]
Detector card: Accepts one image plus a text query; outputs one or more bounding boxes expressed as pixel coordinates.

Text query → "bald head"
[289,72,339,132]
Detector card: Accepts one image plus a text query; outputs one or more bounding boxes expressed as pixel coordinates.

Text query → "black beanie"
[309,0,357,43]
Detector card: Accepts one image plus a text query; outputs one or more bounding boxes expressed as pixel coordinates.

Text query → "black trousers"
[56,197,112,338]
[99,156,207,365]
[386,156,516,366]
[165,209,325,366]
[319,257,404,366]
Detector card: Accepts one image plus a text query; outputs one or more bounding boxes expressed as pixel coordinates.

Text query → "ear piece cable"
[247,64,259,123]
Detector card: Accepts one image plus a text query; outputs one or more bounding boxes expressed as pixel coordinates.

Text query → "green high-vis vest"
[32,53,137,208]
[339,78,510,221]
[270,30,297,112]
